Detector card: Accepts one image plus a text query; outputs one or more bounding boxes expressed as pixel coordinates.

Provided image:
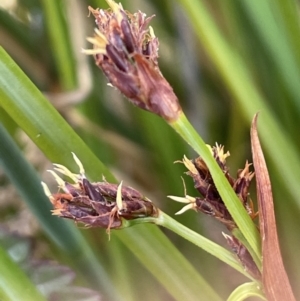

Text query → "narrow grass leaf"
[40,0,77,90]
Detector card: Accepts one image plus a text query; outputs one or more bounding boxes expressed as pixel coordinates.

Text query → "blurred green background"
[0,0,300,300]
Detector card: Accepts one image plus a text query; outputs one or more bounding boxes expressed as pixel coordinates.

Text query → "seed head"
[169,144,256,231]
[84,1,182,121]
[42,154,158,231]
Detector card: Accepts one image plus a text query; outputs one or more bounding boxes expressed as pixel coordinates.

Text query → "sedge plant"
[0,0,298,300]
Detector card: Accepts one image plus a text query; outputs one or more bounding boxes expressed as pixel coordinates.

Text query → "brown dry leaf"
[251,113,295,301]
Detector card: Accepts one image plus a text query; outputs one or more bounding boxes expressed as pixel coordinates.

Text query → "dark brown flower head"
[42,153,158,231]
[169,144,256,231]
[84,0,182,121]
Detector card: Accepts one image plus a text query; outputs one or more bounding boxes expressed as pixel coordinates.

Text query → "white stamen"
[222,232,231,240]
[94,28,108,43]
[168,195,189,203]
[81,48,106,55]
[167,195,195,204]
[47,170,65,189]
[86,37,106,49]
[149,26,155,38]
[108,0,124,24]
[41,181,54,201]
[53,163,78,183]
[182,155,198,174]
[72,152,85,175]
[116,181,123,211]
[175,203,195,215]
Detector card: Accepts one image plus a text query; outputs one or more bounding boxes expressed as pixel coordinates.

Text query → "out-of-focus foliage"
[0,229,102,301]
[0,0,299,300]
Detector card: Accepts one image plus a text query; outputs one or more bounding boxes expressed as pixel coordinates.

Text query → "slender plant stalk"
[156,212,256,280]
[122,211,256,280]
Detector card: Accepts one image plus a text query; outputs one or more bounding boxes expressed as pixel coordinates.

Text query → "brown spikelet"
[42,154,158,231]
[84,1,182,121]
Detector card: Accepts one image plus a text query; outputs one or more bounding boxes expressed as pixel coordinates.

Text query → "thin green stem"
[170,112,262,268]
[123,210,256,280]
[155,211,255,280]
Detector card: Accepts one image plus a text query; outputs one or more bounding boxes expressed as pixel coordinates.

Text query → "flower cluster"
[83,0,181,121]
[169,144,261,279]
[169,144,255,231]
[42,153,158,231]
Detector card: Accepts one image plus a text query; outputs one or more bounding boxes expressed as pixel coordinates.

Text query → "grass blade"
[40,0,77,90]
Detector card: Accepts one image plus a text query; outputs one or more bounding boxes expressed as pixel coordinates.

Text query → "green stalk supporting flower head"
[83,0,182,122]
